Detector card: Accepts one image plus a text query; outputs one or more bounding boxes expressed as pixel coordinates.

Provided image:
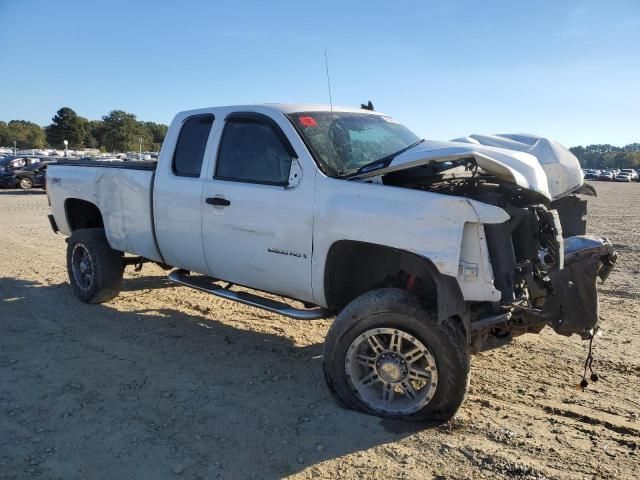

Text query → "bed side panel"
[47,165,162,261]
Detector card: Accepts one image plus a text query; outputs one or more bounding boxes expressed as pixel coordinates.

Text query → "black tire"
[323,288,469,422]
[66,228,123,303]
[18,177,33,189]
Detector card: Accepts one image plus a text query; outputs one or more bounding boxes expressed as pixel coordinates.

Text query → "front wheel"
[19,177,33,189]
[66,228,123,303]
[323,288,469,422]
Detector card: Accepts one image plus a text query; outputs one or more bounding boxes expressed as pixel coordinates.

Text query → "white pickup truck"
[46,104,616,422]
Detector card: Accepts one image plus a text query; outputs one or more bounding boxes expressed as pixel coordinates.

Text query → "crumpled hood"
[451,134,584,199]
[353,134,583,201]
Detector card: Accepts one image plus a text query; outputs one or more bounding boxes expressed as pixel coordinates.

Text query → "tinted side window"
[172,114,214,177]
[9,158,24,169]
[215,121,292,185]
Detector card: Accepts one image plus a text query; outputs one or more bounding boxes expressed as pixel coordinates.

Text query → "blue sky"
[1,0,638,147]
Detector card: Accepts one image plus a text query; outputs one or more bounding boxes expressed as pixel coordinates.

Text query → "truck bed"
[47,162,163,262]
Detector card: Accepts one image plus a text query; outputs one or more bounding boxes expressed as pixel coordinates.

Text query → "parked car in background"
[1,156,40,187]
[0,159,53,189]
[615,172,632,182]
[17,161,51,189]
[620,169,638,181]
[583,169,599,180]
[597,170,614,181]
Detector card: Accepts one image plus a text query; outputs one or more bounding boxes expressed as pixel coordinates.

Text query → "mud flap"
[544,236,617,339]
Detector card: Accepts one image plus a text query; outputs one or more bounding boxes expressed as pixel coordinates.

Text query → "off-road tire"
[19,177,33,189]
[323,288,469,422]
[66,228,123,303]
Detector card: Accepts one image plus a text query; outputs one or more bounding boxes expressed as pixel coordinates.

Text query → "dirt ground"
[0,182,638,480]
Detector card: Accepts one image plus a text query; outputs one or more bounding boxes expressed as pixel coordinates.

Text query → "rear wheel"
[323,288,469,422]
[19,177,33,189]
[66,228,123,303]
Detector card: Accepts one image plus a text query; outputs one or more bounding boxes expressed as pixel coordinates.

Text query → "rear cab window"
[172,114,215,177]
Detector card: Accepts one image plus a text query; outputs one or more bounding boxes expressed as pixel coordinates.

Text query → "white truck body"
[48,104,544,307]
[47,103,611,331]
[46,103,618,422]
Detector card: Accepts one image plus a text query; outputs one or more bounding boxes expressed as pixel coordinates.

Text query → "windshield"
[288,112,421,176]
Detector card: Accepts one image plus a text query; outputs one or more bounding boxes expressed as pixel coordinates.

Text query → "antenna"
[324,50,333,112]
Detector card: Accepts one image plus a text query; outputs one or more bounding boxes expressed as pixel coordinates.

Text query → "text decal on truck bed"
[268,248,308,259]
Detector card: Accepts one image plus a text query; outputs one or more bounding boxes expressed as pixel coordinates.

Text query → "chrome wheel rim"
[20,178,31,189]
[345,327,438,415]
[71,243,94,291]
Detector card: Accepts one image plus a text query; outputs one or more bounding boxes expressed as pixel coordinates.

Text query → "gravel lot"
[0,183,638,479]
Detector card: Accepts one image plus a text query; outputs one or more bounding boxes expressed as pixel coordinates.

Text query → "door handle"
[206,197,231,206]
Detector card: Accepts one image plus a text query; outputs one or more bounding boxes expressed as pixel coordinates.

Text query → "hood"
[352,134,583,201]
[451,134,584,199]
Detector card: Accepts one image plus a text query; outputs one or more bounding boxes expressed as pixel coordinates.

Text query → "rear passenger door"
[201,112,315,303]
[154,113,215,273]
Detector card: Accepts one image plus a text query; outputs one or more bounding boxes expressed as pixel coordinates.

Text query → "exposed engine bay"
[381,158,617,347]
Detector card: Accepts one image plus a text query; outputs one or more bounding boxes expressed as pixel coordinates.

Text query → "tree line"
[569,143,640,169]
[0,107,168,152]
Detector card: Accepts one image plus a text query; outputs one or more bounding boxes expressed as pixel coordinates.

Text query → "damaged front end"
[478,195,617,342]
[378,158,617,347]
[362,132,617,346]
[539,235,616,338]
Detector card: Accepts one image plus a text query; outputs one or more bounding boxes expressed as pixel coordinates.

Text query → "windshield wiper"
[343,139,424,178]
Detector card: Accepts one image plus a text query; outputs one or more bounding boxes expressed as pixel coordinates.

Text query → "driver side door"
[201,112,316,303]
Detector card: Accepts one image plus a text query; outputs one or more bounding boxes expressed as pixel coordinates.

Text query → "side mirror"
[287,158,302,188]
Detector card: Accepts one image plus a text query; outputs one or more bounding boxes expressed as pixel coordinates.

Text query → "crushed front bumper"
[543,235,617,339]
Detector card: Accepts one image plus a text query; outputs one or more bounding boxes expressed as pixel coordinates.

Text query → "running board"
[168,270,331,320]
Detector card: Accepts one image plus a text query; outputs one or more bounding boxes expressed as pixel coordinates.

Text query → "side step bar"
[168,270,331,320]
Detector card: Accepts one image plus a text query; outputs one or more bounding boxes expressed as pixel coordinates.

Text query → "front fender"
[312,177,508,305]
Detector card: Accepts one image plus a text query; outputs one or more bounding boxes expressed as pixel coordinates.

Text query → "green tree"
[45,107,88,148]
[84,120,105,149]
[142,121,168,150]
[0,121,8,146]
[4,120,46,148]
[604,151,640,169]
[571,143,640,169]
[569,146,585,166]
[101,110,141,152]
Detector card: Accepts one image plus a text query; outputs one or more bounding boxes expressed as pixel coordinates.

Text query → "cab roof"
[176,103,386,119]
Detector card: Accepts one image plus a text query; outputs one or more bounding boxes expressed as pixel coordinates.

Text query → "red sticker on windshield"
[298,116,317,127]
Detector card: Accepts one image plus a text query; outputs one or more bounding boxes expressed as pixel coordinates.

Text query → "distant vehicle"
[620,169,638,181]
[583,169,598,180]
[614,172,632,182]
[0,160,52,189]
[0,156,43,182]
[17,162,51,189]
[597,171,614,181]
